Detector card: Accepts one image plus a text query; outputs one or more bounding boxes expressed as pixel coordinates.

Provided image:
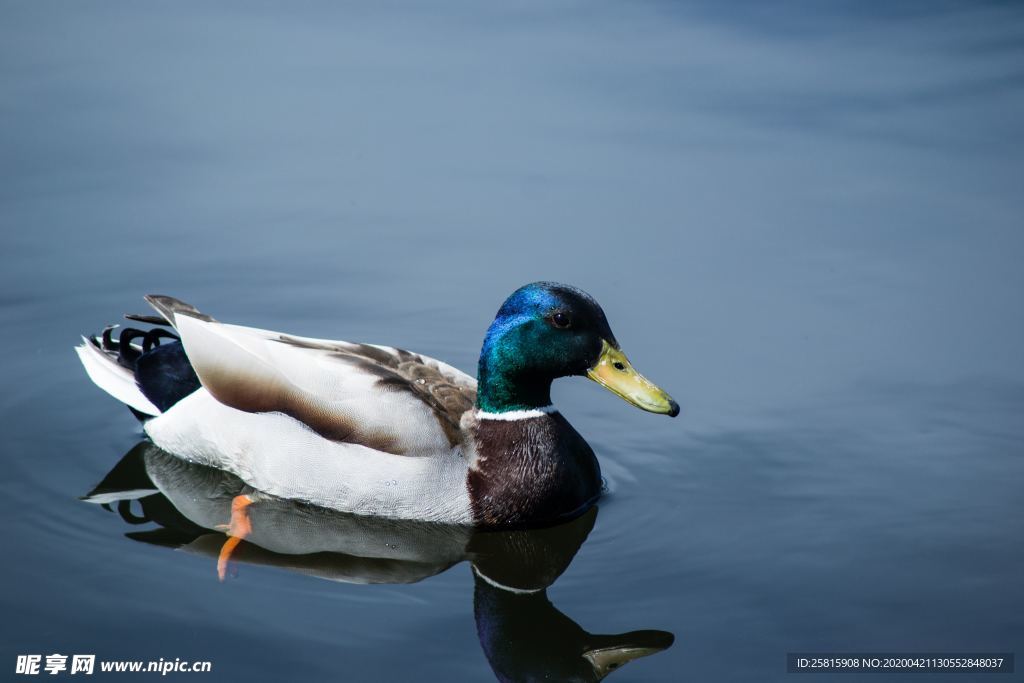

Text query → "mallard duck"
[77,282,678,528]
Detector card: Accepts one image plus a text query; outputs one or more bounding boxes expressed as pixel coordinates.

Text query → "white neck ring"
[475,405,557,421]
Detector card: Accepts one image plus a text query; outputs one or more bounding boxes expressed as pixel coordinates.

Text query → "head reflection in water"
[84,442,674,682]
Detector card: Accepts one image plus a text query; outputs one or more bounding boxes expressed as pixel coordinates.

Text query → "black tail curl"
[98,322,181,370]
[95,316,202,417]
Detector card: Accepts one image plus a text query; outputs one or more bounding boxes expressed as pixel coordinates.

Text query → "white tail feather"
[75,338,161,416]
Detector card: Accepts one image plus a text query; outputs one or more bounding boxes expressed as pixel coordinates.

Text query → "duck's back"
[165,309,477,456]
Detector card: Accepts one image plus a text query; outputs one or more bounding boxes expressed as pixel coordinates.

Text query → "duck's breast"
[466,412,602,527]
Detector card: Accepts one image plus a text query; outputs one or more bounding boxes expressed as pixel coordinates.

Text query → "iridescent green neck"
[476,320,555,413]
[476,352,553,413]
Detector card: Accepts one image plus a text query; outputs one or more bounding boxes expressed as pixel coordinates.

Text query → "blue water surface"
[1,2,1022,681]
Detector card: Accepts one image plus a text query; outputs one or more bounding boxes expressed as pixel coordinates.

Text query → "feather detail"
[144,294,216,326]
[75,336,161,416]
[168,312,476,455]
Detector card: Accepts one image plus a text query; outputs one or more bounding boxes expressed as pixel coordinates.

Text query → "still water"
[1,1,1023,681]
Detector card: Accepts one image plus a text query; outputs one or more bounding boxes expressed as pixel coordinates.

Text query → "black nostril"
[613,361,626,371]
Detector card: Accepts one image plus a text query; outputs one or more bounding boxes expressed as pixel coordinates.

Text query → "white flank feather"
[75,338,161,416]
[145,390,474,523]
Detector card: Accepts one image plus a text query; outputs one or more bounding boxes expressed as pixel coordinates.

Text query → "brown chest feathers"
[467,412,602,528]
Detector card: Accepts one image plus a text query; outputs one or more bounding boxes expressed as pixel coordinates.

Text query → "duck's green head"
[476,282,679,417]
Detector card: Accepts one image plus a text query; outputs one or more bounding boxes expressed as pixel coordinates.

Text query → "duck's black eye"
[550,311,572,329]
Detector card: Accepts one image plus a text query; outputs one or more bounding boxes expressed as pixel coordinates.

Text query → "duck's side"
[79,296,480,524]
[146,388,476,523]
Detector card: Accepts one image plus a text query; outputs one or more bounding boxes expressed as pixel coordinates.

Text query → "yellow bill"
[586,340,679,417]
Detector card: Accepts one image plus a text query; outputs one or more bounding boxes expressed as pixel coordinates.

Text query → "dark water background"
[2,2,1023,681]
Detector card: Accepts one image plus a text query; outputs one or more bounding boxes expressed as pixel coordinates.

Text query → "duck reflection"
[84,442,674,682]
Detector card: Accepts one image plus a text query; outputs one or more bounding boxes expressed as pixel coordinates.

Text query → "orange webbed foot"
[217,494,255,581]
